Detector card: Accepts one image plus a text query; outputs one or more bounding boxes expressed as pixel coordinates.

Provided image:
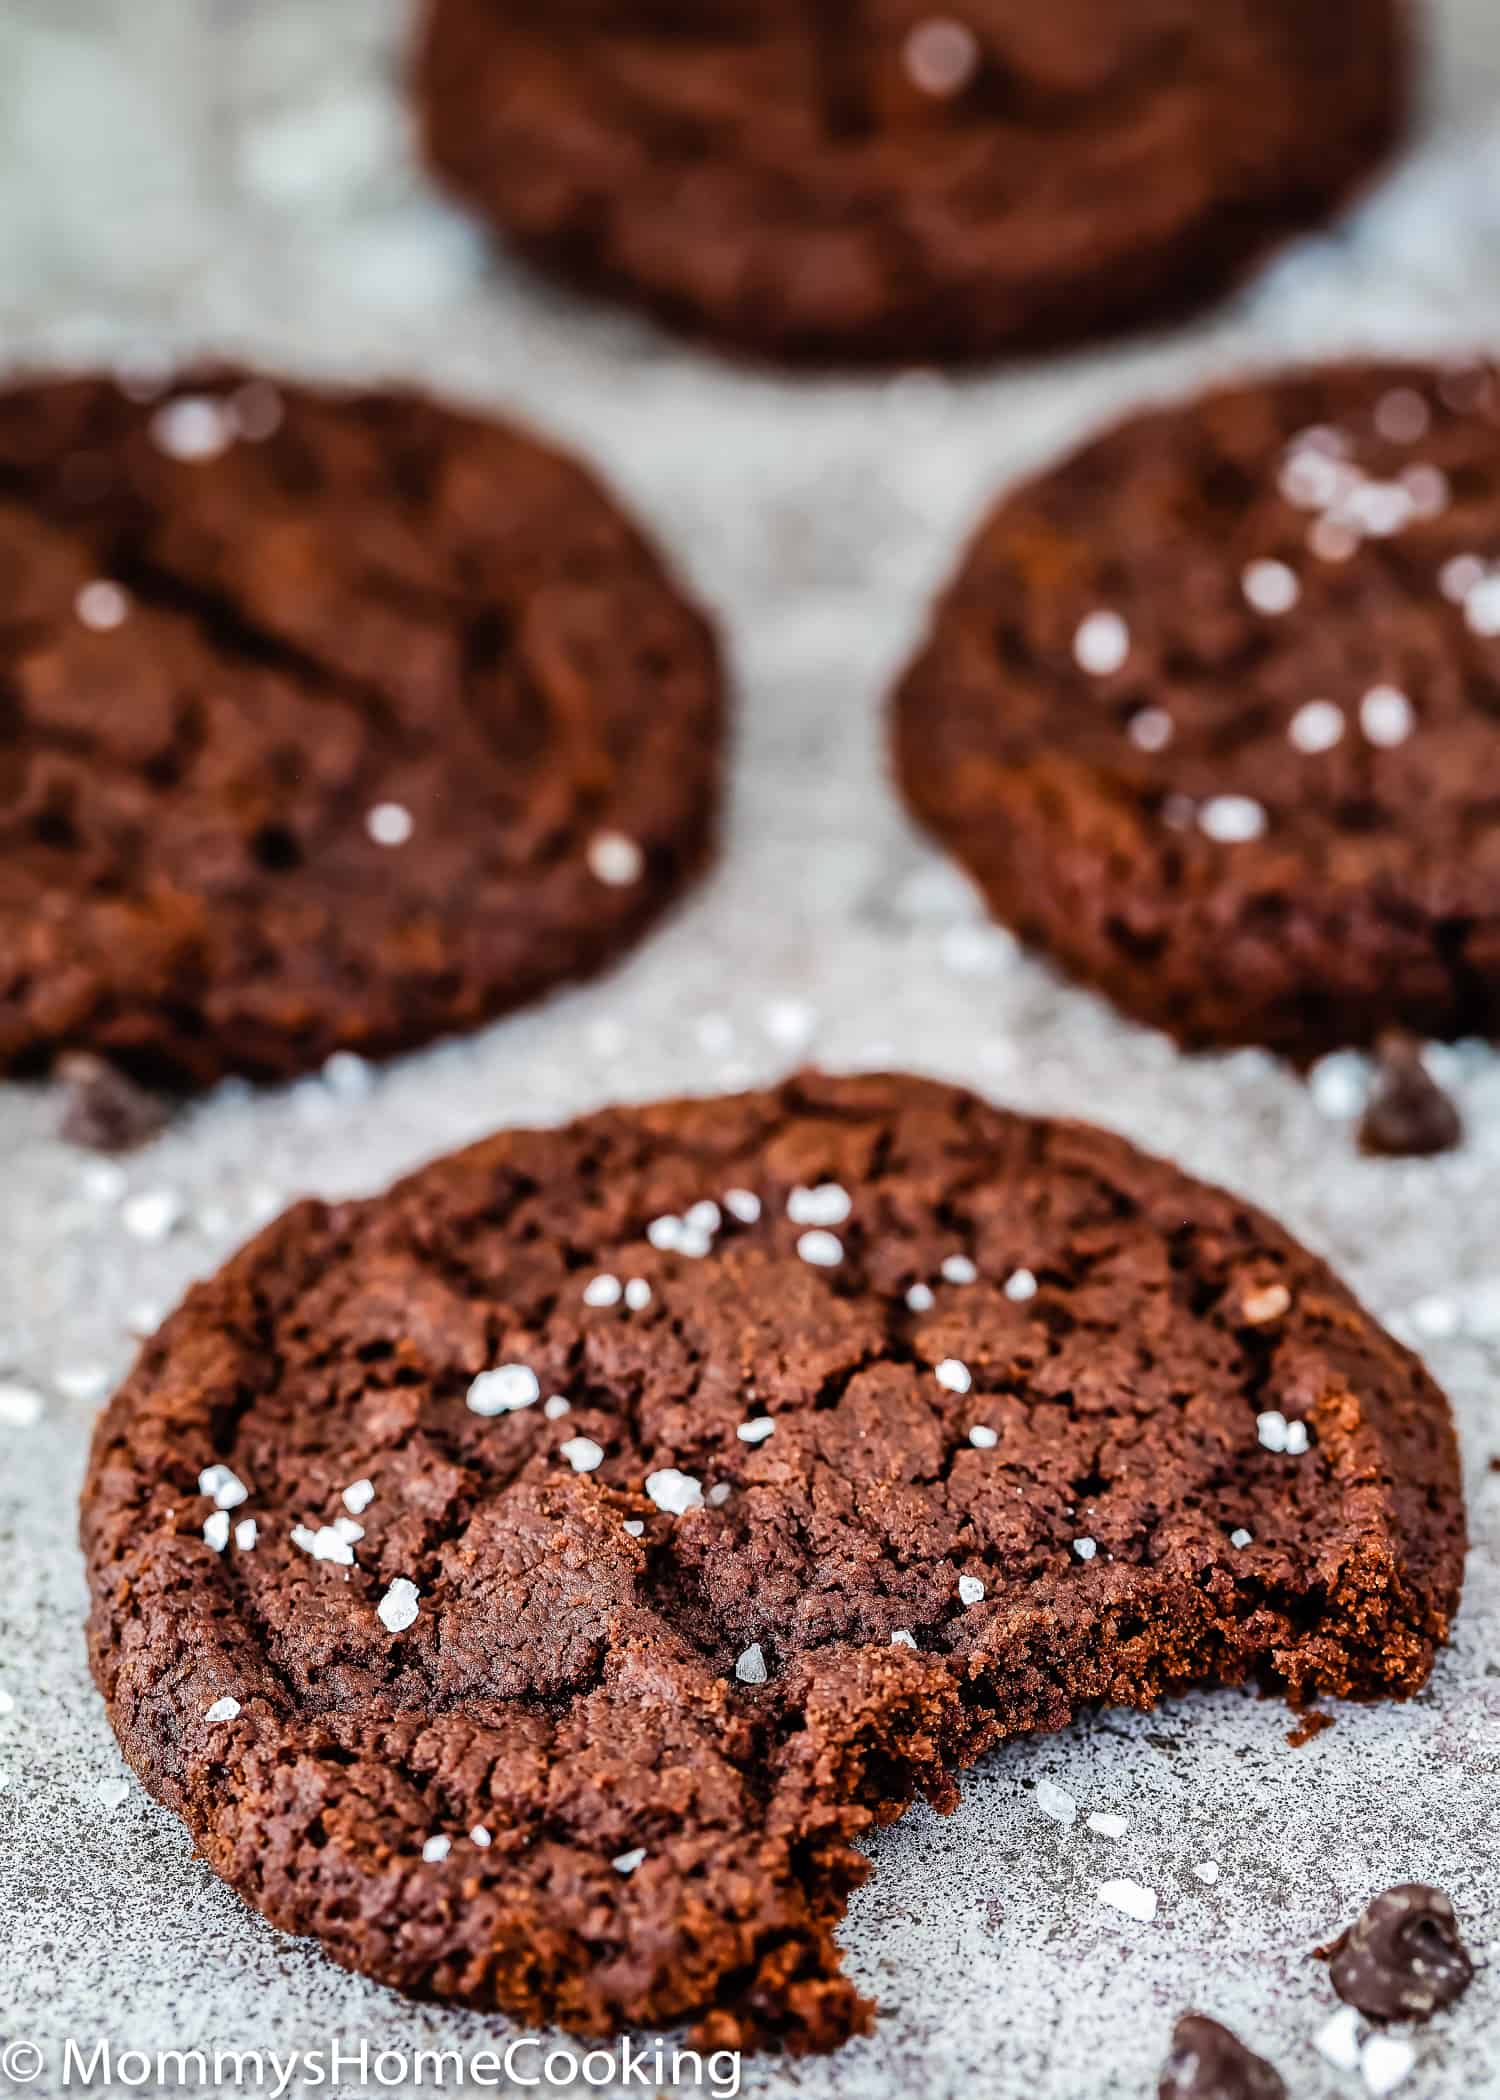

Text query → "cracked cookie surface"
[895,361,1500,1054]
[415,0,1404,365]
[81,1072,1465,2049]
[0,368,722,1086]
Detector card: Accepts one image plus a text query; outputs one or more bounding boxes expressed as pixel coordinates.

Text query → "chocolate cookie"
[81,1072,1464,2049]
[895,361,1500,1055]
[0,369,722,1086]
[413,0,1405,366]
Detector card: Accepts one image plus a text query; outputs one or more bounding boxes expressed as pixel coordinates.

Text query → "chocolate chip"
[1158,2015,1286,2100]
[1325,1884,1474,2020]
[57,1053,172,1152]
[1358,1034,1463,1157]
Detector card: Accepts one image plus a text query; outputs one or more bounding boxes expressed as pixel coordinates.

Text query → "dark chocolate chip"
[1359,1035,1463,1157]
[57,1053,172,1152]
[1158,2015,1286,2100]
[1326,1884,1474,2020]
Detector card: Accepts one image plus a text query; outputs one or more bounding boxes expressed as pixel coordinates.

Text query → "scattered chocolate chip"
[1158,2014,1286,2100]
[1286,1708,1335,1748]
[1358,1034,1463,1157]
[1324,1884,1474,2020]
[57,1053,172,1152]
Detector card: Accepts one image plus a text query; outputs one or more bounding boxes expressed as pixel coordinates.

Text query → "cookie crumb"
[58,1054,171,1153]
[1359,1034,1463,1157]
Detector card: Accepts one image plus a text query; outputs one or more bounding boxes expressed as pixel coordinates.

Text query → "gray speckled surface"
[1,4,1499,2097]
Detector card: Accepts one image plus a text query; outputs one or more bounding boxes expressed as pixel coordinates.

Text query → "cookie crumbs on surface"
[1243,558,1300,614]
[583,1273,623,1307]
[935,1358,972,1393]
[342,1478,375,1515]
[723,1188,760,1223]
[612,1848,646,1875]
[422,1835,451,1864]
[1073,610,1130,676]
[1098,1878,1157,1922]
[623,1278,652,1310]
[890,1629,918,1649]
[645,1468,702,1514]
[737,1417,775,1444]
[735,1643,768,1684]
[903,15,981,97]
[1361,2037,1416,2096]
[202,1511,230,1553]
[787,1183,851,1227]
[470,1825,492,1847]
[467,1364,539,1416]
[941,1254,978,1285]
[958,1575,985,1607]
[204,1697,241,1724]
[1004,1268,1038,1302]
[560,1436,605,1474]
[796,1229,843,1267]
[906,1282,935,1312]
[234,1518,257,1552]
[1199,795,1268,844]
[1087,1813,1127,1839]
[1289,699,1345,753]
[365,801,413,847]
[121,1188,183,1241]
[376,1579,420,1634]
[969,1424,998,1449]
[1034,1778,1077,1827]
[75,579,131,630]
[586,830,644,886]
[1073,1537,1098,1561]
[292,1523,355,1566]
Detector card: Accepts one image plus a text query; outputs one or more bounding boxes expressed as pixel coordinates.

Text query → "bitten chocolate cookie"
[895,361,1500,1055]
[414,0,1404,365]
[81,1072,1464,2049]
[0,369,721,1087]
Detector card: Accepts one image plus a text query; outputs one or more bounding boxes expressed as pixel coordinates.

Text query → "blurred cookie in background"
[415,0,1407,365]
[0,368,723,1088]
[893,361,1500,1058]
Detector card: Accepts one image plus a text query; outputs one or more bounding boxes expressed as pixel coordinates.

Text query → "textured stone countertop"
[0,4,1497,2097]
